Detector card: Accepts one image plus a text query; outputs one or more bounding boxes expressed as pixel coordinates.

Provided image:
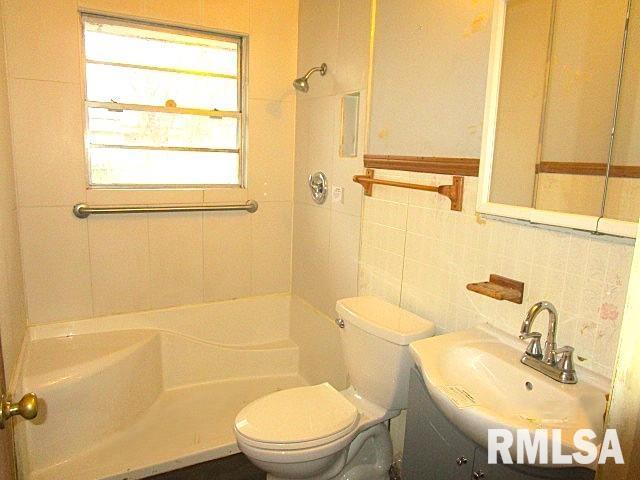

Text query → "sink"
[409,325,609,469]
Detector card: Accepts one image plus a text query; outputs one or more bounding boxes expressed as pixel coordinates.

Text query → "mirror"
[340,92,360,157]
[604,0,640,223]
[489,0,627,218]
[480,0,639,237]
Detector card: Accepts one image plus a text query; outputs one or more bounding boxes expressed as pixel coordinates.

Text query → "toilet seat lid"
[235,383,359,446]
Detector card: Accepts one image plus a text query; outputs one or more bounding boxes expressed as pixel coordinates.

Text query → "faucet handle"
[520,332,543,359]
[555,346,578,383]
[555,346,575,369]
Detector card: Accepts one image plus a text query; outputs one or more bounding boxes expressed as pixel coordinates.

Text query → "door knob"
[0,392,38,428]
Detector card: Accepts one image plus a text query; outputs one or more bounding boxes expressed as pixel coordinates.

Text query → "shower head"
[293,63,327,93]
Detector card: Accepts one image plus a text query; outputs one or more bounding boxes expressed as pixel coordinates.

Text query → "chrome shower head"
[293,63,327,93]
[293,77,310,93]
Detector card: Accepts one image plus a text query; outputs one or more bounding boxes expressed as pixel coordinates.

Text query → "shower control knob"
[308,172,328,204]
[472,471,485,480]
[456,456,468,466]
[0,392,38,428]
[335,318,345,328]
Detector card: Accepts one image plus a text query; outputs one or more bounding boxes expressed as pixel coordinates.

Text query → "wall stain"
[464,13,488,37]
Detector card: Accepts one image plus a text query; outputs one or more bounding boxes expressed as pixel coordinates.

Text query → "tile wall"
[359,170,635,378]
[0,1,26,382]
[292,0,371,319]
[2,0,299,324]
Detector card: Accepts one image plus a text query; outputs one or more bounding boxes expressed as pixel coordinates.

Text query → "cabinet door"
[472,449,595,480]
[403,369,476,480]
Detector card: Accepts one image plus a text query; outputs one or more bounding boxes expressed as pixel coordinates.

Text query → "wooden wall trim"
[536,162,640,179]
[364,154,480,177]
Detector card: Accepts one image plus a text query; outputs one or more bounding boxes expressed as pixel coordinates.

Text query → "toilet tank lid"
[336,297,435,345]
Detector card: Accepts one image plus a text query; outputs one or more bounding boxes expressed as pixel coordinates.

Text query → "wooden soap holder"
[466,274,524,304]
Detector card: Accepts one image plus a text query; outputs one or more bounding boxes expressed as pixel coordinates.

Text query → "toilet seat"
[234,383,360,451]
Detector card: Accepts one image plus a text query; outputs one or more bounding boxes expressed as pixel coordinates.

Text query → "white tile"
[566,234,590,276]
[203,211,251,301]
[0,208,27,381]
[88,214,150,316]
[363,197,408,230]
[203,0,250,32]
[143,0,201,24]
[331,213,360,254]
[9,80,86,207]
[202,188,247,204]
[361,179,632,377]
[404,233,433,265]
[408,175,438,208]
[358,243,404,304]
[19,207,93,324]
[605,244,634,287]
[249,0,298,100]
[292,203,331,313]
[3,0,80,82]
[78,0,145,15]
[88,188,203,206]
[372,170,412,204]
[293,100,313,206]
[330,155,363,217]
[335,0,372,93]
[585,239,611,281]
[461,177,479,214]
[148,213,203,309]
[248,99,295,202]
[361,221,405,255]
[294,96,337,209]
[329,212,360,304]
[406,205,436,237]
[251,202,292,295]
[297,0,339,98]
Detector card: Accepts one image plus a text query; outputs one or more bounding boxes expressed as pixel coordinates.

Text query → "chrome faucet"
[519,301,577,384]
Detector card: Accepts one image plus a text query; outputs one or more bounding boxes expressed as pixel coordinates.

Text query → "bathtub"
[12,294,346,480]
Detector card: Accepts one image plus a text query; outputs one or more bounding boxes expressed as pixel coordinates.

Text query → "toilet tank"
[336,297,435,411]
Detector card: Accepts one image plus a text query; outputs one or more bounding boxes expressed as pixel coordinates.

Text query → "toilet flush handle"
[0,392,38,428]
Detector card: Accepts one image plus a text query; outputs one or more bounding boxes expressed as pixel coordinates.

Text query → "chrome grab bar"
[73,200,258,218]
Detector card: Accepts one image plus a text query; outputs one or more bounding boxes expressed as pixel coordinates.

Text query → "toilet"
[234,296,436,480]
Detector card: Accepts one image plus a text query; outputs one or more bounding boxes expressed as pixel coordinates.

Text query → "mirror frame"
[476,0,637,239]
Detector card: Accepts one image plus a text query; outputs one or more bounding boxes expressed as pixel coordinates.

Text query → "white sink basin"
[410,325,609,469]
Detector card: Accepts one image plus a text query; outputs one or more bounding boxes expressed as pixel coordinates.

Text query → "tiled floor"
[146,454,265,480]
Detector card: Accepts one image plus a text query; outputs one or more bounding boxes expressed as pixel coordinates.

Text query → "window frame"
[79,12,248,190]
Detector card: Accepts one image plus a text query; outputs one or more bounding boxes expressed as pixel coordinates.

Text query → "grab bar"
[73,200,259,218]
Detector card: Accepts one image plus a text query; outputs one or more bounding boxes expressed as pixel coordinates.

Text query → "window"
[81,14,245,187]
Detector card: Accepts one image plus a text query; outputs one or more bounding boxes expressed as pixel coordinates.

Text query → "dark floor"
[145,453,399,480]
[145,453,266,480]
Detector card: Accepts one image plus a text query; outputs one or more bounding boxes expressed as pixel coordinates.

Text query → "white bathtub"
[12,294,346,480]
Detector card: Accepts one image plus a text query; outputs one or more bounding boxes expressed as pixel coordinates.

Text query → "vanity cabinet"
[403,368,476,479]
[402,369,595,480]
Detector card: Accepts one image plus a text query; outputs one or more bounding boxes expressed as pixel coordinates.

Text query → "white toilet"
[234,296,435,480]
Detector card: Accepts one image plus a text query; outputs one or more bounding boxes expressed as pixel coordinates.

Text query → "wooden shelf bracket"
[353,169,464,211]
